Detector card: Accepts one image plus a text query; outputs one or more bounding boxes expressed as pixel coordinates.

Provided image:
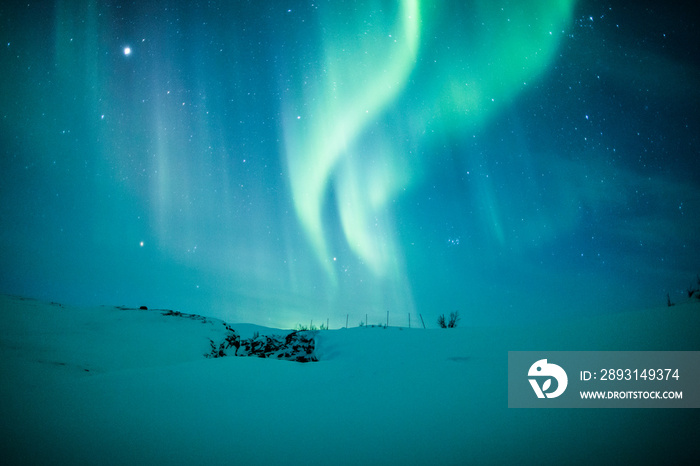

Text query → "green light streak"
[424,0,577,129]
[283,0,420,280]
[434,0,576,245]
[283,0,576,279]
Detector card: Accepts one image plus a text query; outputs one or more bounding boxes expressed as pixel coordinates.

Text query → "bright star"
[124,46,132,56]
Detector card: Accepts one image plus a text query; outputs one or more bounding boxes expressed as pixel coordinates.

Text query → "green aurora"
[1,0,698,327]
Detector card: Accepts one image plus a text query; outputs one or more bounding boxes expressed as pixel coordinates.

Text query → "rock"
[225,330,317,362]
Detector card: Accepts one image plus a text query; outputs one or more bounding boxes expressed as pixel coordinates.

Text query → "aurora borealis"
[1,0,698,327]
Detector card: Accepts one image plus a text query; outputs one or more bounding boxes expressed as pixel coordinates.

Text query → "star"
[123,46,131,56]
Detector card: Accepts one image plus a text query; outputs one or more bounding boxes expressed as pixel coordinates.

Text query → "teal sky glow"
[1,0,698,328]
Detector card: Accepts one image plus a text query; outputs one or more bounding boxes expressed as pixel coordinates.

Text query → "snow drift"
[1,294,699,465]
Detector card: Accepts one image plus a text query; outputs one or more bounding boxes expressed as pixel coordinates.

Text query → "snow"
[1,294,699,465]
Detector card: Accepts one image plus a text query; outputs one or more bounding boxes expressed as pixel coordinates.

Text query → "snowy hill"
[1,294,699,465]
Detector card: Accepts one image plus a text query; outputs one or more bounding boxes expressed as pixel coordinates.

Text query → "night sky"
[1,0,698,328]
